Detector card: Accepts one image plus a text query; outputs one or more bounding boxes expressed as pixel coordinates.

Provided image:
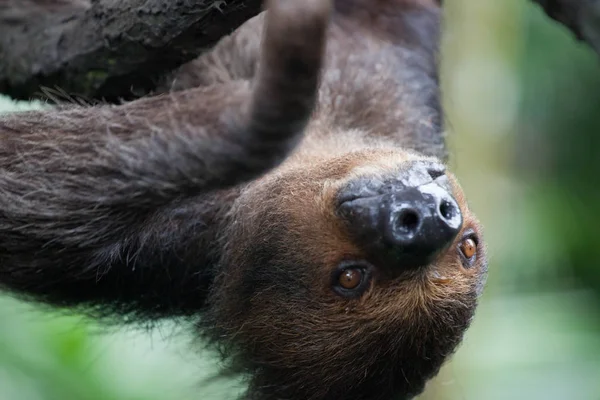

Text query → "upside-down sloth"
[0,0,488,399]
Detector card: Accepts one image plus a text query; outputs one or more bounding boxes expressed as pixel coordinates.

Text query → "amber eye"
[459,237,477,259]
[339,268,363,289]
[332,261,372,298]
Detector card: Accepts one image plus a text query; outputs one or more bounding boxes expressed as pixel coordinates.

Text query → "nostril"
[427,166,445,180]
[395,208,420,235]
[439,200,455,221]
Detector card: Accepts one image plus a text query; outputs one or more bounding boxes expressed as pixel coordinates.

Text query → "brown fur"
[0,0,487,399]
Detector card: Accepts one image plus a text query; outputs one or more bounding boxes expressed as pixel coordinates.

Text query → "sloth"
[0,0,488,399]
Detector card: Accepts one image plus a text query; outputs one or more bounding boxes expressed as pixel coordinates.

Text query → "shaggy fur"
[0,0,488,399]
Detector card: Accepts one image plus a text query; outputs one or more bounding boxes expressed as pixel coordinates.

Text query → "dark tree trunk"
[0,0,262,102]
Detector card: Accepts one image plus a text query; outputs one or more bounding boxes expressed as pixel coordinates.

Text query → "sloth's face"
[211,148,487,400]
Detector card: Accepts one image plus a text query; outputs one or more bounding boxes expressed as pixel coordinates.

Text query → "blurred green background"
[2,0,600,399]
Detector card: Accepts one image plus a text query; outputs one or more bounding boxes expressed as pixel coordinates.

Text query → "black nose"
[380,185,462,267]
[337,161,462,270]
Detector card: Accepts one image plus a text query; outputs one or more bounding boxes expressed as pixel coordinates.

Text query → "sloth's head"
[209,146,487,400]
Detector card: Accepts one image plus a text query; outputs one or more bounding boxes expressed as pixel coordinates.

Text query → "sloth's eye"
[459,237,477,262]
[332,261,372,298]
[339,268,362,289]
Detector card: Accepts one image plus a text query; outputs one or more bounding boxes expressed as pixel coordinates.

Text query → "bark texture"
[0,0,262,102]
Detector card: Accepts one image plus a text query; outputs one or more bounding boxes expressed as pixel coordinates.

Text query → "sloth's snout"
[337,160,463,270]
[380,185,462,267]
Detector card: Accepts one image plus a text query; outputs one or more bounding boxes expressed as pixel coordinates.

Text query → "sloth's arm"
[0,0,330,318]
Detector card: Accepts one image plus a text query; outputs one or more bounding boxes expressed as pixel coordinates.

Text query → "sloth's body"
[0,1,488,399]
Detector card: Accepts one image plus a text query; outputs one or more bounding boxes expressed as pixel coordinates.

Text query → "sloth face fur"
[207,135,487,400]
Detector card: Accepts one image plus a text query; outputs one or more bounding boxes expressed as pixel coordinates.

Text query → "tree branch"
[0,0,262,102]
[533,0,600,56]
